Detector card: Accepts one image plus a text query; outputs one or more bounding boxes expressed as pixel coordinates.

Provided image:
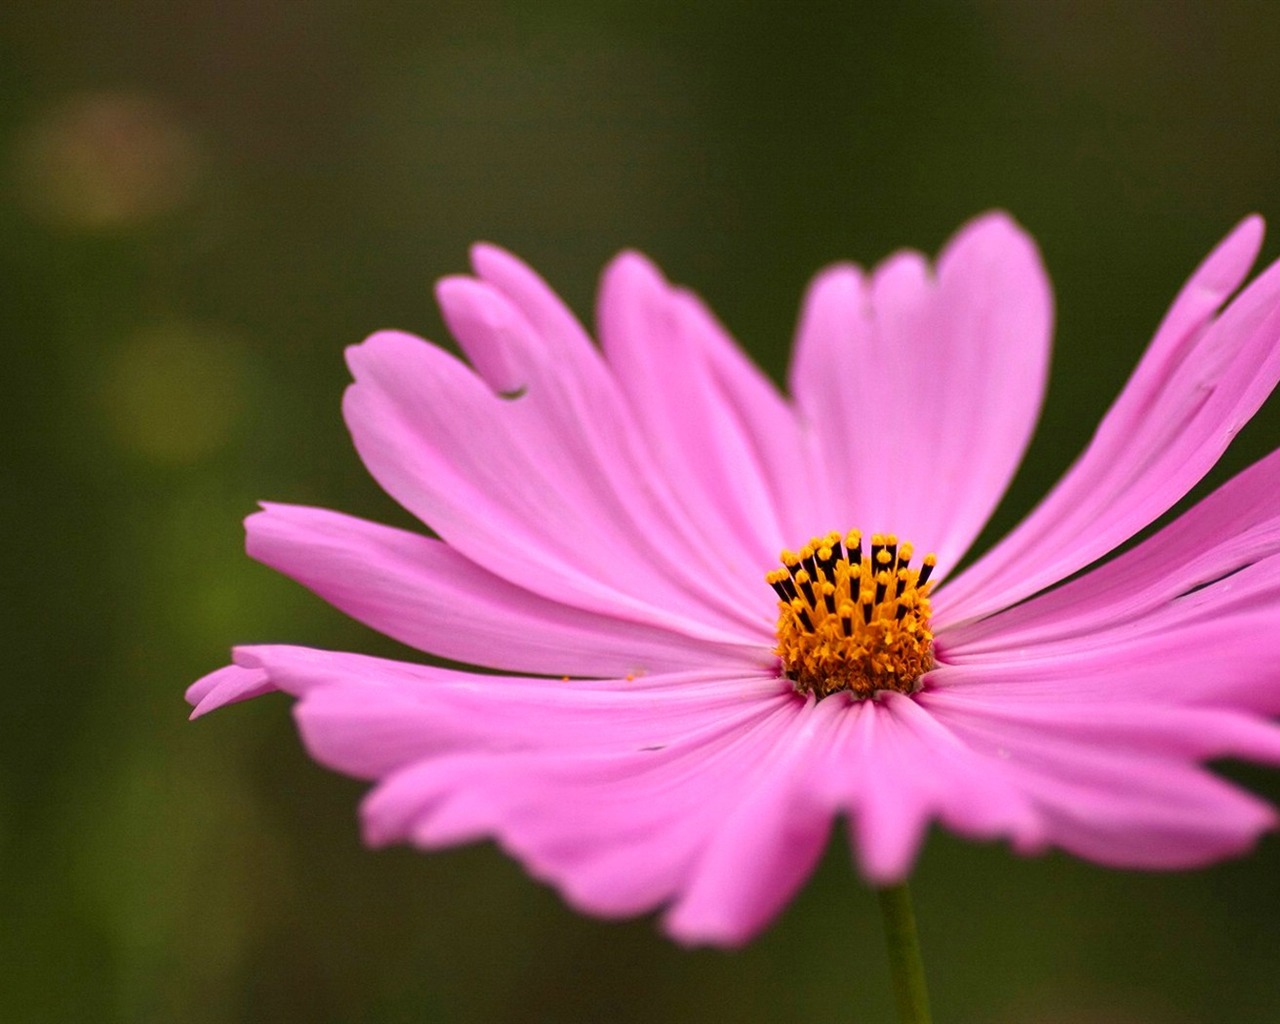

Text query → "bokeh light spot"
[12,91,203,231]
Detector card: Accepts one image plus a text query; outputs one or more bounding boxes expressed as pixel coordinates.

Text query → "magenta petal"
[627,261,830,547]
[469,242,602,370]
[664,697,847,945]
[789,212,1052,574]
[838,704,932,881]
[1022,770,1274,869]
[597,252,802,564]
[922,689,1280,868]
[921,689,1280,766]
[359,697,812,931]
[185,663,273,718]
[235,642,787,771]
[343,331,769,643]
[931,607,1280,715]
[826,695,1043,882]
[941,216,1280,624]
[244,638,838,942]
[246,503,767,676]
[450,246,781,596]
[432,274,528,397]
[945,447,1280,654]
[362,753,707,917]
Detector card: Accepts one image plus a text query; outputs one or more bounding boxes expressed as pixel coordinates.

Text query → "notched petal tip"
[435,273,529,395]
[243,501,328,559]
[468,242,574,321]
[185,663,274,719]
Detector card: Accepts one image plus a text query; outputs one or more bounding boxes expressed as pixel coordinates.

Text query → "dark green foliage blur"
[5,2,1280,1021]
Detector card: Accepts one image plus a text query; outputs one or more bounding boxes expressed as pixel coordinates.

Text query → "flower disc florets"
[768,530,936,699]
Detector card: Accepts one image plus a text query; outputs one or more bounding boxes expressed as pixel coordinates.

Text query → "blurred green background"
[5,2,1280,1021]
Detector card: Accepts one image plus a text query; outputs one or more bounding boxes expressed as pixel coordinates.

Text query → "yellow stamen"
[768,530,936,699]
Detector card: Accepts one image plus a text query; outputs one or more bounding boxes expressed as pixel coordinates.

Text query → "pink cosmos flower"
[189,213,1280,947]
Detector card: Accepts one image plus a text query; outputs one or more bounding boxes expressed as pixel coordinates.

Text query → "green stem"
[877,881,932,1024]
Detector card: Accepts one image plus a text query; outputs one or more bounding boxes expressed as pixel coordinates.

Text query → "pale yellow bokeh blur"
[101,323,253,463]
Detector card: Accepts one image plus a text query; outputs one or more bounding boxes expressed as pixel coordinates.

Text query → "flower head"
[189,213,1280,946]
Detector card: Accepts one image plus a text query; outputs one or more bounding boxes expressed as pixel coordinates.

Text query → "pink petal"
[788,212,1052,573]
[203,637,1280,943]
[359,697,814,931]
[232,643,786,774]
[664,696,847,945]
[246,502,767,677]
[932,605,1280,715]
[228,642,862,943]
[596,252,805,564]
[640,263,831,547]
[923,689,1279,868]
[185,663,273,718]
[451,246,780,596]
[468,242,603,373]
[1018,768,1274,869]
[940,216,1280,625]
[839,703,933,880]
[363,754,703,917]
[944,447,1280,655]
[921,688,1280,764]
[343,330,769,644]
[821,695,1043,883]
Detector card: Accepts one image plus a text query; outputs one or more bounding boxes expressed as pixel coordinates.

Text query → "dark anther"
[816,547,838,582]
[798,576,817,606]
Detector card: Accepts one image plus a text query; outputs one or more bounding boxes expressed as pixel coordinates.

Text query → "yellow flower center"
[767,531,936,699]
